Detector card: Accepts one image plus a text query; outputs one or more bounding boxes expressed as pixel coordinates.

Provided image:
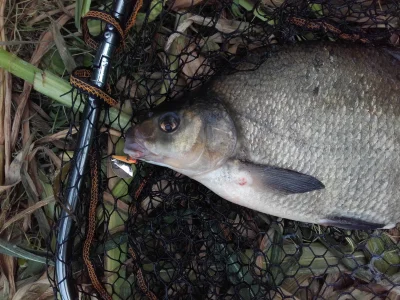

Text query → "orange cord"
[83,152,113,300]
[82,10,126,50]
[124,0,143,39]
[78,1,146,298]
[288,17,370,43]
[71,0,144,106]
[70,68,117,106]
[128,247,158,300]
[127,171,158,299]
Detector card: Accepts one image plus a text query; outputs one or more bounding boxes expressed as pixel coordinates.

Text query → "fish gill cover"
[47,0,400,299]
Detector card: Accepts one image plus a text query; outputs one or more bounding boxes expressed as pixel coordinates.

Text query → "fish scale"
[124,42,400,229]
[208,43,399,226]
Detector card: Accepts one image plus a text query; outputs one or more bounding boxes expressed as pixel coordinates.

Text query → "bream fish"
[124,42,400,230]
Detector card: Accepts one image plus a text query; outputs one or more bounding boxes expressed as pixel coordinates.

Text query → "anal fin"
[320,216,385,231]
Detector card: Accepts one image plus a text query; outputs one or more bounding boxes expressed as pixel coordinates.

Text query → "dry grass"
[0,0,79,298]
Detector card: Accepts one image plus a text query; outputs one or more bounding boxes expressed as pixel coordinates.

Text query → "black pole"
[55,1,132,299]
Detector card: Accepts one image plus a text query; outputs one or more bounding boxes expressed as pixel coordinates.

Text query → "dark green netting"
[48,0,400,299]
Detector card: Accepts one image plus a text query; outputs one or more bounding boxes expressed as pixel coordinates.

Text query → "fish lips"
[124,141,147,159]
[123,127,150,159]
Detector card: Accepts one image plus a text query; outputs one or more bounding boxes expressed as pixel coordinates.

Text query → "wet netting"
[47,0,400,299]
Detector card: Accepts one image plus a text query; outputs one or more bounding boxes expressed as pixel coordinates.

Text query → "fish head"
[124,101,237,176]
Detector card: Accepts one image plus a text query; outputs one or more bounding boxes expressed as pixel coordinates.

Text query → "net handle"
[54,1,141,299]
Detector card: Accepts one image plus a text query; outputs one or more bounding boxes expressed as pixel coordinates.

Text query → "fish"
[123,42,400,230]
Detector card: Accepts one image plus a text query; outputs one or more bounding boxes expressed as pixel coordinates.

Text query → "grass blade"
[0,238,52,265]
[0,252,16,297]
[50,20,77,73]
[0,196,55,234]
[75,0,92,30]
[20,166,51,239]
[0,48,131,129]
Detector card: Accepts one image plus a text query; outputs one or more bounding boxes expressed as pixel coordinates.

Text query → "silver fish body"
[124,42,400,230]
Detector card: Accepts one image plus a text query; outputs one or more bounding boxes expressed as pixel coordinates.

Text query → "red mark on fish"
[238,178,247,186]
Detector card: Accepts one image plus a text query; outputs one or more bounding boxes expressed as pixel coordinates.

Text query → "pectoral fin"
[241,161,325,194]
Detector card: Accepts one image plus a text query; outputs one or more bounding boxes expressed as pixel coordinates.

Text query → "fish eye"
[159,113,180,133]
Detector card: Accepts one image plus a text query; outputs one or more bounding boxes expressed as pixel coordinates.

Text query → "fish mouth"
[123,127,150,159]
[123,141,148,159]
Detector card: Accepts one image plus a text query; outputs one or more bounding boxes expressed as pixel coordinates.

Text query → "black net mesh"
[47,0,400,299]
